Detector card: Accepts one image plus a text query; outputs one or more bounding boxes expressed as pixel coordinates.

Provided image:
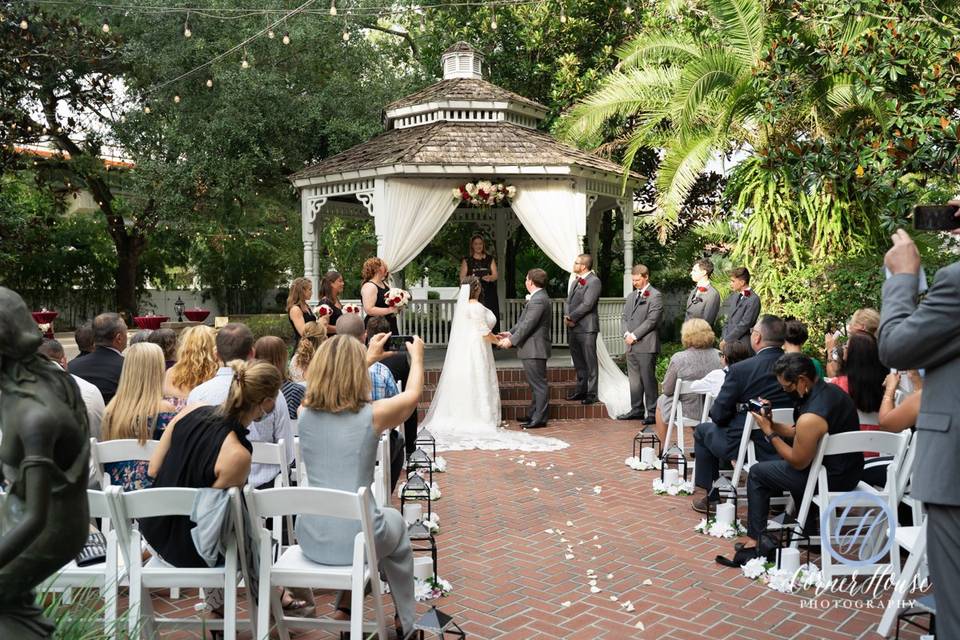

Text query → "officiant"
[459,234,501,333]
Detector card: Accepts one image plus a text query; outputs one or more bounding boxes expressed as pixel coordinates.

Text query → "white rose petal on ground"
[593,486,602,494]
[560,601,571,608]
[635,622,645,630]
[567,472,574,476]
[566,520,574,526]
[642,579,653,586]
[590,586,601,593]
[532,488,540,493]
[545,529,555,534]
[565,554,575,560]
[606,573,614,579]
[588,579,597,586]
[625,603,636,612]
[609,596,618,602]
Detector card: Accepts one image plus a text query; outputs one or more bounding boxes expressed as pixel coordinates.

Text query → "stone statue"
[0,287,90,638]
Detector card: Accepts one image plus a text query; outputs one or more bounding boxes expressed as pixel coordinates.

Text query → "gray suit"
[721,290,761,347]
[685,283,721,326]
[879,262,960,638]
[621,286,663,417]
[510,289,552,424]
[566,272,601,398]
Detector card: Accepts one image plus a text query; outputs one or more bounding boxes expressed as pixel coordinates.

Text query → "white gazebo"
[290,42,645,414]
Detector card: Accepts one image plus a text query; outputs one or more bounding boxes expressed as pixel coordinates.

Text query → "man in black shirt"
[737,353,863,557]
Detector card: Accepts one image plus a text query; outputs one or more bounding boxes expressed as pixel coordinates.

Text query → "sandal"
[280,588,308,612]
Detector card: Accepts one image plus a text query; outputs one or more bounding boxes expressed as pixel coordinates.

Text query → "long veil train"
[420,285,568,452]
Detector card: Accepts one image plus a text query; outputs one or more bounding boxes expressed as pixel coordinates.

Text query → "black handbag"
[75,531,108,567]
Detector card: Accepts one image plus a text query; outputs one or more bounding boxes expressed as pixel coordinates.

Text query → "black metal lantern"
[659,445,689,482]
[415,607,466,639]
[415,428,437,460]
[632,426,662,459]
[763,512,811,570]
[408,520,439,577]
[400,473,433,520]
[407,447,434,487]
[705,476,739,522]
[174,296,185,322]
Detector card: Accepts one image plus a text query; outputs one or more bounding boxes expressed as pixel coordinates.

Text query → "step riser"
[424,367,578,385]
[417,402,608,422]
[420,383,581,403]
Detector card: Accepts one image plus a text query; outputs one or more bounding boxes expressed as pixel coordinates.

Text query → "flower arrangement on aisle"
[341,303,362,314]
[414,575,453,601]
[386,288,412,311]
[652,477,695,496]
[422,512,440,534]
[694,517,747,539]
[397,479,442,501]
[624,455,661,471]
[742,557,823,594]
[451,181,516,208]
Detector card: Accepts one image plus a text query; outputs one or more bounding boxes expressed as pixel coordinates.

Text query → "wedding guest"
[163,325,219,411]
[148,328,178,369]
[367,316,419,458]
[859,371,924,487]
[255,336,304,420]
[142,359,281,616]
[830,332,887,449]
[297,334,424,637]
[720,267,760,350]
[69,312,128,404]
[317,270,345,334]
[459,234,500,333]
[690,341,752,398]
[617,264,662,422]
[685,258,721,326]
[652,319,721,447]
[130,330,153,345]
[187,323,294,490]
[73,321,95,360]
[289,321,327,382]
[825,307,880,376]
[100,343,178,491]
[360,257,399,335]
[784,318,825,378]
[287,276,318,342]
[37,338,105,439]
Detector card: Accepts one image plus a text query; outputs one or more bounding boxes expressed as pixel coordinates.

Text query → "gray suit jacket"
[878,263,960,506]
[685,284,721,326]
[722,290,761,344]
[621,286,663,353]
[565,272,601,334]
[510,289,552,360]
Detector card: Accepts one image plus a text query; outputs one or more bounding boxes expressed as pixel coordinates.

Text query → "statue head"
[0,288,43,361]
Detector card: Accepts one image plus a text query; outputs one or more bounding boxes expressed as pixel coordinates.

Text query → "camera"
[385,335,414,351]
[913,204,959,231]
[748,398,771,416]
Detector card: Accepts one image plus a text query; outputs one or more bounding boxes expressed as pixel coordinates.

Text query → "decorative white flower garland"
[652,477,695,496]
[414,575,453,601]
[624,456,661,471]
[694,517,747,539]
[741,557,824,593]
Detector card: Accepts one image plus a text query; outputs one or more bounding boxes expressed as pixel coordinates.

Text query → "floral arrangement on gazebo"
[452,181,516,208]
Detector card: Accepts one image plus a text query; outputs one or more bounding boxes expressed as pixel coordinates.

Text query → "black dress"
[288,304,317,342]
[363,281,400,335]
[318,296,343,328]
[140,405,252,568]
[463,254,501,333]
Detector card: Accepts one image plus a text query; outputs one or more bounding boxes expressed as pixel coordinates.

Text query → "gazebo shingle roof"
[385,78,547,113]
[290,121,641,181]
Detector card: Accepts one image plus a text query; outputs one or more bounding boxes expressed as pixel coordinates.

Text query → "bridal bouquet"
[385,288,411,311]
[313,304,333,318]
[451,181,516,208]
[341,303,362,315]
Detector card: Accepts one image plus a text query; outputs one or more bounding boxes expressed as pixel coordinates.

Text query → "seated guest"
[100,343,178,491]
[188,323,294,491]
[73,321,95,360]
[141,360,281,614]
[720,267,760,350]
[830,332,887,454]
[289,321,327,382]
[37,338,105,439]
[691,315,793,512]
[653,319,722,447]
[163,325,219,410]
[297,334,423,637]
[860,371,923,487]
[825,307,880,376]
[254,336,304,420]
[722,354,863,563]
[367,316,419,459]
[69,312,128,404]
[148,327,178,369]
[690,341,752,398]
[129,330,153,345]
[783,318,825,378]
[317,270,346,335]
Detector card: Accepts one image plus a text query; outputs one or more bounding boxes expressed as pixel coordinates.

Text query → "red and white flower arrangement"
[313,304,333,318]
[386,288,411,311]
[341,303,362,315]
[451,180,517,208]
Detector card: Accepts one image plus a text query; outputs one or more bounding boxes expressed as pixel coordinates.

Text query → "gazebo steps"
[424,366,578,385]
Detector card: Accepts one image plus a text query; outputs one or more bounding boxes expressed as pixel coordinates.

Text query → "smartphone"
[913,204,959,231]
[385,335,415,351]
[748,399,770,416]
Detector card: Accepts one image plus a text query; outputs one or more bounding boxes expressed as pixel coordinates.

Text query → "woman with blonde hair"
[287,276,318,342]
[653,319,722,448]
[163,325,218,410]
[360,257,399,335]
[289,321,327,382]
[101,342,179,491]
[297,334,424,637]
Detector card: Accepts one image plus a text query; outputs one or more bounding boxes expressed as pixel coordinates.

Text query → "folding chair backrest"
[87,488,111,520]
[246,486,364,523]
[896,431,919,499]
[251,439,289,487]
[115,487,199,521]
[821,430,910,458]
[700,394,715,423]
[289,419,298,438]
[731,407,795,487]
[92,438,158,487]
[372,433,390,506]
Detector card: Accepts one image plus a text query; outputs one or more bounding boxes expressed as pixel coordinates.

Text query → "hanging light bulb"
[143,105,151,114]
[184,25,192,37]
[491,10,497,29]
[419,14,426,32]
[329,0,337,16]
[267,28,275,38]
[173,95,180,103]
[560,3,567,23]
[624,3,633,15]
[342,30,350,41]
[282,32,290,45]
[20,18,28,29]
[102,20,110,33]
[206,77,214,88]
[241,54,249,69]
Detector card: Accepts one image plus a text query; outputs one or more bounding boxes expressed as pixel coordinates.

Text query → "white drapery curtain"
[511,180,632,417]
[376,178,461,271]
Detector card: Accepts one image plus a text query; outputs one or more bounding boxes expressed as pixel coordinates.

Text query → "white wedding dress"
[421,285,568,452]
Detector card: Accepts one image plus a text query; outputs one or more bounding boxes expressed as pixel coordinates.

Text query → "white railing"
[396,297,627,356]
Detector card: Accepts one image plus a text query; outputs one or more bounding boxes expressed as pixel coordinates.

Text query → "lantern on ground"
[415,428,437,460]
[407,520,439,577]
[633,426,661,459]
[763,511,811,570]
[400,473,433,520]
[415,607,466,639]
[407,447,434,487]
[659,445,689,483]
[706,476,739,525]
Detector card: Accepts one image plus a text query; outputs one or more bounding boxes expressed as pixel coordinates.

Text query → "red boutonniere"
[578,277,587,286]
[743,289,752,297]
[643,290,651,298]
[697,286,707,293]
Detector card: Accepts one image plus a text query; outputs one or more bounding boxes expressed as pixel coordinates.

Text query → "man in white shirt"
[188,323,294,489]
[38,338,105,439]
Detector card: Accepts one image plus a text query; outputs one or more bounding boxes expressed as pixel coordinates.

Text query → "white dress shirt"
[187,366,294,488]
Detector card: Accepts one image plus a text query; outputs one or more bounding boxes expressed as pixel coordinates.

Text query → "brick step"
[419,380,582,404]
[416,398,608,422]
[424,366,578,385]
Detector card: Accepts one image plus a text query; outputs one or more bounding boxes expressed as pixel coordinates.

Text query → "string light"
[282,31,290,44]
[329,0,337,16]
[20,18,28,29]
[267,28,275,38]
[559,3,567,23]
[173,94,181,103]
[490,8,497,29]
[624,3,633,15]
[143,105,151,114]
[101,20,110,33]
[342,29,350,41]
[206,77,213,87]
[241,50,250,68]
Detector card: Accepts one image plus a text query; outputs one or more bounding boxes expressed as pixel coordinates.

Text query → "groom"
[498,268,551,429]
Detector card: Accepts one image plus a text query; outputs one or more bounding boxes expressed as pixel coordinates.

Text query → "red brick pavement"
[148,418,926,639]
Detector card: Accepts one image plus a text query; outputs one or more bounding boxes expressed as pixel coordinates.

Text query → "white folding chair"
[251,438,293,547]
[41,488,125,640]
[793,430,912,582]
[111,486,248,640]
[729,408,795,488]
[663,379,709,454]
[90,437,159,491]
[372,432,391,507]
[895,431,924,527]
[245,485,390,640]
[877,519,929,637]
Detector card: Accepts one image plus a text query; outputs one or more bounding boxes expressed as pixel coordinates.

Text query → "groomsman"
[618,265,663,422]
[721,267,761,350]
[565,254,601,405]
[685,258,720,326]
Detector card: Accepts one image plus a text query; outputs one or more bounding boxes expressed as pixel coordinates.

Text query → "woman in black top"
[317,270,345,334]
[459,234,500,333]
[360,257,399,335]
[287,277,317,342]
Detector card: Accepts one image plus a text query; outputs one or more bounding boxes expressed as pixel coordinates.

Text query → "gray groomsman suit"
[879,261,960,639]
[721,289,761,347]
[622,285,663,418]
[510,288,552,425]
[685,283,721,327]
[566,272,601,399]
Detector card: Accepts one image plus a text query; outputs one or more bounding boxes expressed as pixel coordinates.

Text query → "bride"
[421,277,568,452]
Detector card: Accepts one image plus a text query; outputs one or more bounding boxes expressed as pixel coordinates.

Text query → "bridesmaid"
[287,277,317,342]
[360,257,399,335]
[317,270,345,334]
[459,234,500,333]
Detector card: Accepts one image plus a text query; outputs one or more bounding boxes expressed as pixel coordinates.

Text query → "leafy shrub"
[656,342,685,382]
[231,314,293,342]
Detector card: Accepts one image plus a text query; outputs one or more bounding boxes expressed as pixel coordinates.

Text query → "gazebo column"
[302,195,326,305]
[620,198,634,296]
[495,208,508,326]
[585,198,601,256]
